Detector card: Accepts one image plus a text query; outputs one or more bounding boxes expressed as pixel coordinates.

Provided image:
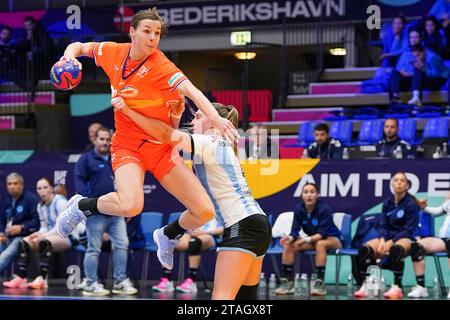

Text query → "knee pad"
[410,242,425,262]
[389,244,405,263]
[235,284,258,300]
[357,245,374,264]
[38,240,52,259]
[188,237,202,255]
[445,238,450,256]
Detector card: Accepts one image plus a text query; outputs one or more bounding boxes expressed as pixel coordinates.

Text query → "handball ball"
[50,60,82,90]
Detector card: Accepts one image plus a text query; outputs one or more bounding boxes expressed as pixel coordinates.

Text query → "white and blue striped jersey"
[425,199,450,238]
[191,134,266,228]
[37,194,83,239]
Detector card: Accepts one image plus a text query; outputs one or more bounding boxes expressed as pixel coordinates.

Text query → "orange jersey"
[89,42,187,146]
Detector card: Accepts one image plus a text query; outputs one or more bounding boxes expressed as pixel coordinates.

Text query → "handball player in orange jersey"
[55,8,238,267]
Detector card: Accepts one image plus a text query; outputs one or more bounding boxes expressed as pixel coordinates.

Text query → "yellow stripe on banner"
[241,159,320,199]
[184,159,320,200]
[125,98,164,109]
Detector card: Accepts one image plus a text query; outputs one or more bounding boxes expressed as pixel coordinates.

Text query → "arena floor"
[0,281,447,300]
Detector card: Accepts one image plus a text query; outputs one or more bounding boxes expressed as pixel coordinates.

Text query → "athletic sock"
[163,219,186,240]
[394,271,403,288]
[282,264,294,282]
[163,268,172,281]
[315,266,326,281]
[78,197,99,217]
[416,274,425,287]
[188,268,198,282]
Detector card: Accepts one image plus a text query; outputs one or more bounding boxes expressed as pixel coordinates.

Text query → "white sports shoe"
[76,278,87,290]
[354,281,368,298]
[152,278,174,292]
[153,227,179,270]
[112,278,138,295]
[82,281,110,296]
[407,96,422,106]
[408,285,429,298]
[56,194,86,238]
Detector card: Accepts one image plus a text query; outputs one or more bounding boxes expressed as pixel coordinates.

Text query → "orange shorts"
[110,137,182,181]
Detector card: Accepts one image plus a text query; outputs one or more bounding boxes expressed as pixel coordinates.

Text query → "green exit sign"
[230,31,251,46]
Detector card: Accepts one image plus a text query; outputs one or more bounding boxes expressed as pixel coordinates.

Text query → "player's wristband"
[304,236,312,243]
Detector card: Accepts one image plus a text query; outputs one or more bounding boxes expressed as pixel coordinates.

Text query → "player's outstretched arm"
[111,97,192,153]
[176,80,239,144]
[62,42,94,70]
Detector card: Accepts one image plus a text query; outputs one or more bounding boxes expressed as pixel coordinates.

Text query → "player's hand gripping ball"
[50,60,82,90]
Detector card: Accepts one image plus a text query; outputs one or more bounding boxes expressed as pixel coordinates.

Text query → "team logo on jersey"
[168,72,183,87]
[397,210,404,218]
[16,205,24,214]
[311,218,318,226]
[119,85,138,98]
[137,65,149,78]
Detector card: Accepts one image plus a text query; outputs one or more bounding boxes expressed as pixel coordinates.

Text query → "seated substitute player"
[354,172,420,299]
[304,123,343,160]
[408,193,450,299]
[376,118,414,159]
[275,183,342,296]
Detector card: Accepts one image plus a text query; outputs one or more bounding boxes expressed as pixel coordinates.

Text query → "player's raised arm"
[176,79,239,144]
[111,97,192,153]
[61,42,94,70]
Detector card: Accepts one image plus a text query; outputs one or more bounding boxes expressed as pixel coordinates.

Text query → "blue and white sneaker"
[153,227,179,270]
[56,194,86,238]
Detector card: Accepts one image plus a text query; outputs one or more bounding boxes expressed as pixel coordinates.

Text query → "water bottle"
[258,273,267,298]
[346,273,354,298]
[379,275,386,297]
[393,145,403,159]
[342,147,349,160]
[310,273,317,290]
[443,142,448,158]
[433,276,440,298]
[268,273,277,296]
[299,273,309,298]
[294,273,301,295]
[433,146,442,159]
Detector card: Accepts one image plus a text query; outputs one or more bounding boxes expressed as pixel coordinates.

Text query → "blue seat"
[140,212,164,288]
[398,118,417,145]
[284,122,317,148]
[330,121,353,145]
[357,120,383,145]
[423,118,449,139]
[168,211,183,224]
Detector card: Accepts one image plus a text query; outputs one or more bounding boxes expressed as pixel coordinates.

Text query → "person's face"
[314,130,329,146]
[302,185,319,207]
[425,20,436,35]
[392,17,404,35]
[191,111,213,134]
[384,119,398,140]
[7,177,23,198]
[0,29,11,43]
[36,180,53,203]
[129,19,161,56]
[392,173,408,194]
[24,20,34,33]
[94,130,111,154]
[88,124,101,143]
[409,31,421,46]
